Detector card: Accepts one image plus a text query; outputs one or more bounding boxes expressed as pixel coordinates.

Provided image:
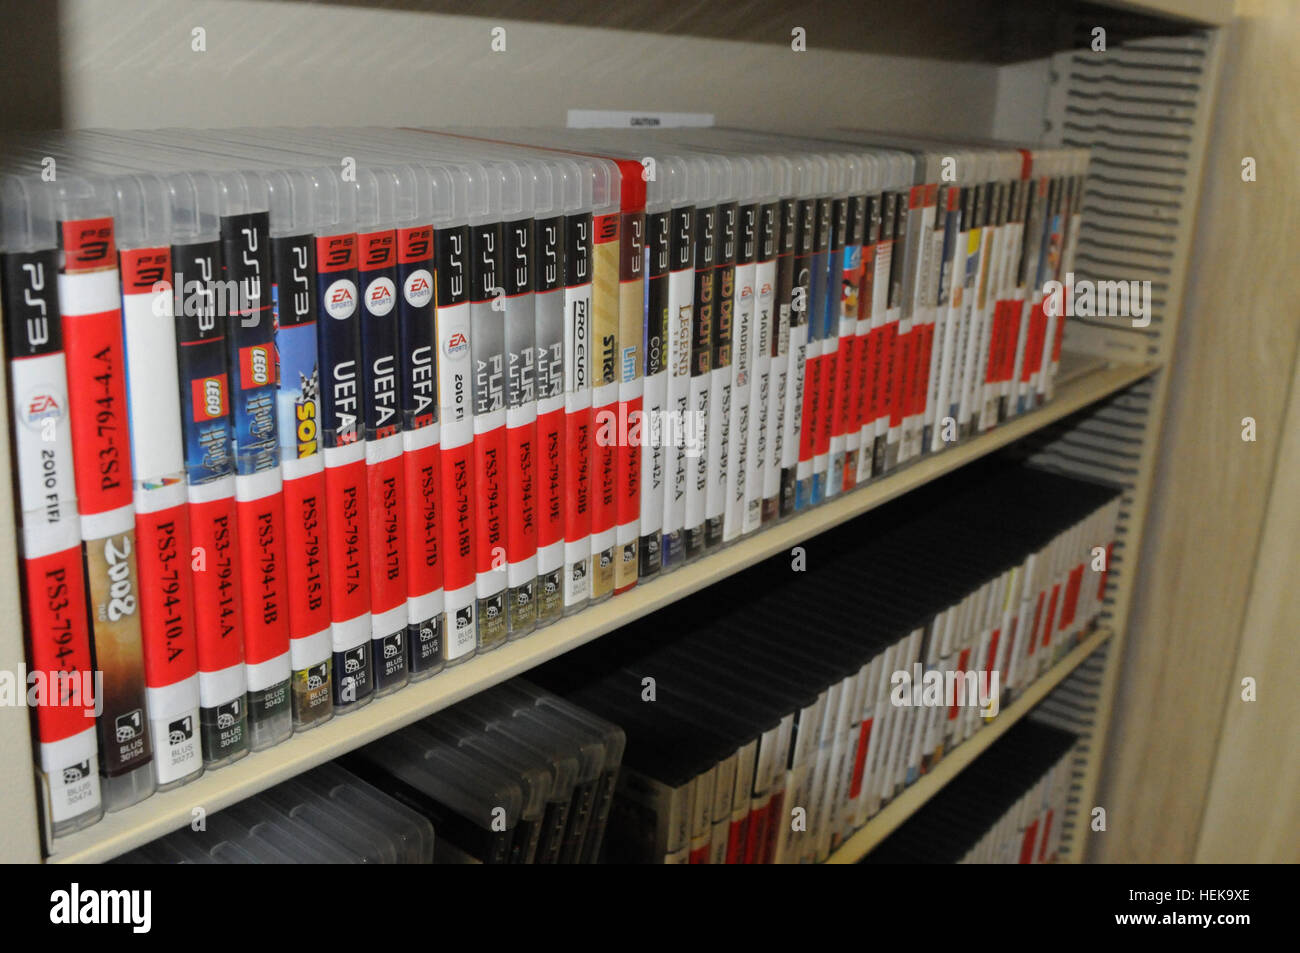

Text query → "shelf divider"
[46,359,1155,864]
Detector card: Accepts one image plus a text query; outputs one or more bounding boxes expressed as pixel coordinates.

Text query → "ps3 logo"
[323,278,357,320]
[444,331,469,360]
[404,268,433,308]
[365,276,396,317]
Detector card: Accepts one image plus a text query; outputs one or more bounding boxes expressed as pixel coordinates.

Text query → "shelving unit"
[46,358,1155,863]
[0,0,1234,864]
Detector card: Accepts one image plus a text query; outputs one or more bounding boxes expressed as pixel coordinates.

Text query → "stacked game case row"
[119,679,623,864]
[0,127,1089,840]
[865,719,1079,864]
[531,461,1121,862]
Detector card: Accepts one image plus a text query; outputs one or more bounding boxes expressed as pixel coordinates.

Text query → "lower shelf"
[822,625,1114,864]
[46,358,1152,864]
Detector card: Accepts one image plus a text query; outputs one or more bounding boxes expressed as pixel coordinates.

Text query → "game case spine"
[877,192,906,476]
[706,201,736,549]
[315,231,375,709]
[533,215,566,626]
[58,214,156,808]
[614,193,644,593]
[842,193,868,490]
[433,223,478,662]
[357,227,409,695]
[394,224,444,674]
[913,182,943,458]
[562,213,593,614]
[170,236,249,765]
[925,182,960,453]
[899,183,937,464]
[470,220,509,649]
[589,209,619,600]
[2,248,105,832]
[865,191,896,478]
[119,244,203,787]
[640,209,669,574]
[271,232,334,727]
[504,215,539,635]
[745,202,776,535]
[723,203,756,543]
[764,199,795,523]
[659,206,693,569]
[817,197,846,502]
[787,198,815,513]
[683,204,714,560]
[796,197,829,510]
[222,210,292,749]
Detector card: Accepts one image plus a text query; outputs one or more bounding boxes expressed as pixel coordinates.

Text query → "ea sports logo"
[323,279,357,320]
[444,330,469,360]
[365,276,396,317]
[404,268,433,308]
[20,390,62,430]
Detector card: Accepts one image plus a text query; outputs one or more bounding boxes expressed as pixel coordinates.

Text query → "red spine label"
[849,718,872,799]
[1051,301,1067,362]
[1027,591,1045,657]
[404,441,442,599]
[744,798,771,865]
[798,353,820,464]
[725,818,749,865]
[283,469,330,641]
[564,408,592,542]
[189,496,244,673]
[877,324,897,427]
[591,408,616,535]
[474,427,507,574]
[366,452,405,615]
[1061,564,1084,630]
[537,407,564,549]
[1042,583,1061,648]
[950,648,971,720]
[506,419,537,564]
[236,493,290,665]
[891,327,914,428]
[324,457,370,621]
[1020,820,1039,864]
[64,310,132,514]
[136,505,198,689]
[24,546,95,743]
[815,348,834,457]
[441,442,476,593]
[616,397,642,529]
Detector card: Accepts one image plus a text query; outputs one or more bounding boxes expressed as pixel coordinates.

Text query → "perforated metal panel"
[1024,19,1224,862]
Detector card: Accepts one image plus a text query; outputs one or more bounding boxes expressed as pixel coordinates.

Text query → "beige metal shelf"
[46,357,1156,864]
[824,625,1115,865]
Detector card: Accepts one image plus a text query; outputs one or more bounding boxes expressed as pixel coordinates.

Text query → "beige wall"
[1092,0,1300,863]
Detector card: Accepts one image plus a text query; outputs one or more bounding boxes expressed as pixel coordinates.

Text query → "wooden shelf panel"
[46,359,1155,864]
[824,626,1115,864]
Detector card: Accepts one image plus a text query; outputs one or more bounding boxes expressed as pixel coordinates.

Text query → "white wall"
[55,0,1003,136]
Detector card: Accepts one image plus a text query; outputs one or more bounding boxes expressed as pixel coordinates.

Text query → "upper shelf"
[46,354,1158,864]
